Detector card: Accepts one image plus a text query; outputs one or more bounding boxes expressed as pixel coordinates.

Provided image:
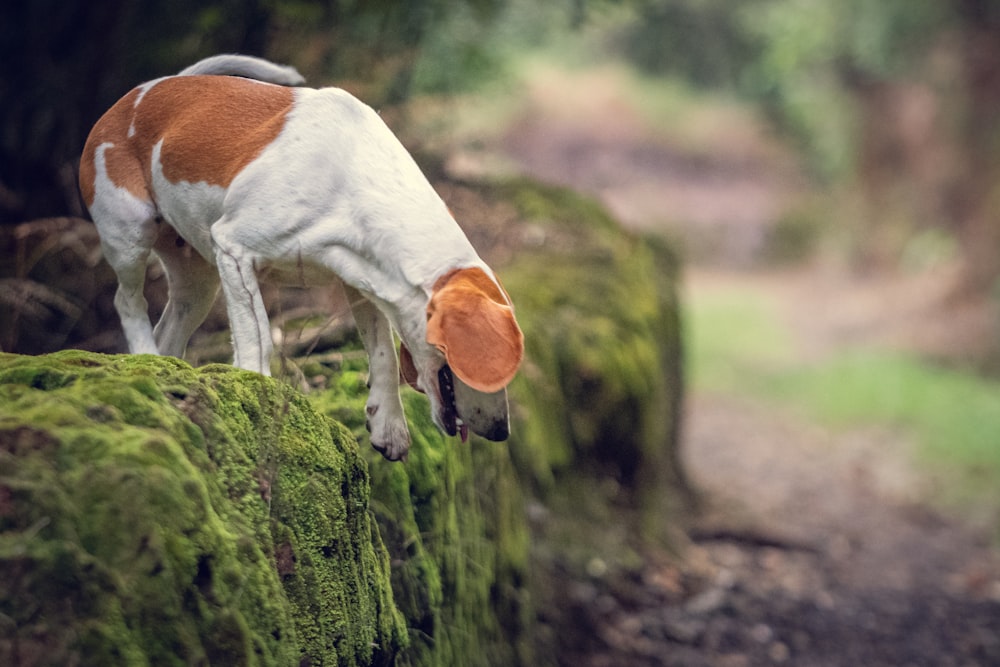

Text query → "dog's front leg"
[344,286,411,461]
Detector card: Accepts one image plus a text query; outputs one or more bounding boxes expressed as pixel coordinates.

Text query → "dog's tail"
[178,54,305,86]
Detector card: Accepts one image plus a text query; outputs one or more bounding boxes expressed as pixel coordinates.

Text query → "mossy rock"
[0,350,406,666]
[0,176,685,667]
[0,348,532,667]
[442,177,688,532]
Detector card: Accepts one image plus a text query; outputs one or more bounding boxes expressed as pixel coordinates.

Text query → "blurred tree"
[616,0,763,89]
[741,0,1000,288]
[949,0,1000,290]
[740,0,953,178]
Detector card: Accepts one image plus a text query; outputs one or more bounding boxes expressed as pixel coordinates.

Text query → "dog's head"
[400,267,523,442]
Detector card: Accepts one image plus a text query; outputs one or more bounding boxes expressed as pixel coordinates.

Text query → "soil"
[468,66,1000,666]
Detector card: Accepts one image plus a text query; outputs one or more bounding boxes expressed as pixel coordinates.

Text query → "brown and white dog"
[78,54,524,461]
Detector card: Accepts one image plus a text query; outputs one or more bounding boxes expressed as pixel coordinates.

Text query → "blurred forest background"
[3,0,1000,291]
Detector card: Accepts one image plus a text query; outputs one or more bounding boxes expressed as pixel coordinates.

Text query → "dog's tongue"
[460,423,469,443]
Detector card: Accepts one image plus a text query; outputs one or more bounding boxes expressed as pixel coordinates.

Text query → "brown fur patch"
[79,88,145,206]
[80,76,294,207]
[141,77,294,186]
[432,267,512,307]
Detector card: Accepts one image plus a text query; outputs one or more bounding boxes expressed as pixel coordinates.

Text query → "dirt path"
[485,66,1000,666]
[679,392,1000,666]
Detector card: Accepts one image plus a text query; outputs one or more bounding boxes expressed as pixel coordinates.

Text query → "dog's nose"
[454,379,511,442]
[475,418,509,442]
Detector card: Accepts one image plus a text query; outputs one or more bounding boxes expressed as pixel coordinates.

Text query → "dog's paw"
[366,405,411,461]
[369,423,411,462]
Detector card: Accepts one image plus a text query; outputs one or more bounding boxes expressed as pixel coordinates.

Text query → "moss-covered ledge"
[0,175,687,667]
[439,176,689,535]
[435,176,689,664]
[307,358,532,667]
[0,350,406,666]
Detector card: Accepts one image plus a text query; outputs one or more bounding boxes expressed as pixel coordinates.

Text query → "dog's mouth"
[438,365,469,443]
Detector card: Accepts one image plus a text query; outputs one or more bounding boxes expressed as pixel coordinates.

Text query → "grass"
[686,284,1000,506]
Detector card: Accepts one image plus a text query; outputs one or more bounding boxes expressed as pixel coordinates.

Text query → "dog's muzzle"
[438,365,511,443]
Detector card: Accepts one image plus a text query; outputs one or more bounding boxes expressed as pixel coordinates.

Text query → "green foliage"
[409,2,511,94]
[737,0,954,177]
[581,0,953,178]
[616,0,763,88]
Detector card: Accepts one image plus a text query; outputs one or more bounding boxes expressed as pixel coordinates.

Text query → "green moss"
[0,350,406,666]
[308,364,532,667]
[498,177,620,236]
[436,177,686,666]
[485,180,687,519]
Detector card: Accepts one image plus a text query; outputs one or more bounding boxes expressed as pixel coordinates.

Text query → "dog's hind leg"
[210,218,273,375]
[344,285,411,461]
[92,202,161,355]
[152,228,221,358]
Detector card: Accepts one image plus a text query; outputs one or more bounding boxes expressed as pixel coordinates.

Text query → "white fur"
[86,57,512,461]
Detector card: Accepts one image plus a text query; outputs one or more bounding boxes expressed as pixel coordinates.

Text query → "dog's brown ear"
[426,268,524,393]
[398,343,422,391]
